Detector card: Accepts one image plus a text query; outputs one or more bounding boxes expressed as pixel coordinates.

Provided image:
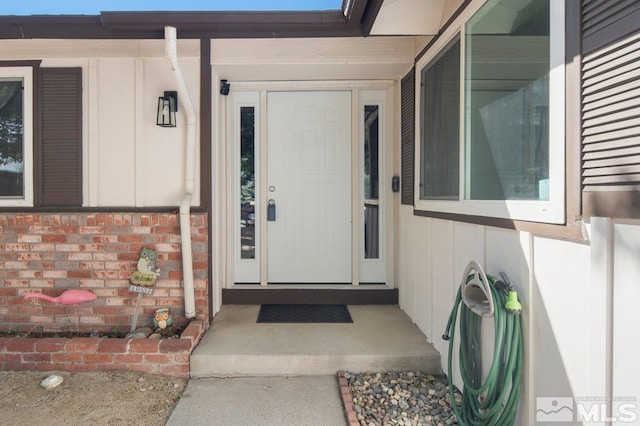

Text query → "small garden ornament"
[153,308,173,330]
[129,247,161,335]
[130,247,161,286]
[24,289,97,305]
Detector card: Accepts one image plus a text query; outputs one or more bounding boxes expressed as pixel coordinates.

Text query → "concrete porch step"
[190,305,441,378]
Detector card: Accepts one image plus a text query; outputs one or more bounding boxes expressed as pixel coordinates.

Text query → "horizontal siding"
[582,0,640,53]
[582,0,640,218]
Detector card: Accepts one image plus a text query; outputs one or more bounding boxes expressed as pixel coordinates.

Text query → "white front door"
[266,91,352,283]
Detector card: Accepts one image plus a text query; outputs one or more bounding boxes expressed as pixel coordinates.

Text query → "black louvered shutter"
[581,1,640,218]
[40,68,82,207]
[401,68,415,206]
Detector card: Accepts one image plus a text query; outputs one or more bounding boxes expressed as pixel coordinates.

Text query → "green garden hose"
[442,268,524,426]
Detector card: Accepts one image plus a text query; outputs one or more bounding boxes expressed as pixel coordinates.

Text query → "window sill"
[412,208,588,243]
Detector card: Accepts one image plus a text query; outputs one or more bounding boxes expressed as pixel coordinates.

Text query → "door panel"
[267,91,352,283]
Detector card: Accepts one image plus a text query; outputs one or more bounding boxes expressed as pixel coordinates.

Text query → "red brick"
[79,244,105,251]
[42,306,68,314]
[4,281,29,289]
[184,321,204,337]
[168,271,183,279]
[17,252,42,260]
[158,364,190,378]
[23,353,52,363]
[80,226,104,234]
[93,307,119,315]
[129,339,159,353]
[5,339,36,352]
[174,354,190,363]
[79,262,105,269]
[143,353,174,364]
[0,353,22,363]
[36,338,67,352]
[97,339,128,353]
[65,337,100,352]
[113,354,143,364]
[55,226,79,235]
[52,352,83,363]
[4,244,29,251]
[166,253,182,261]
[109,315,132,324]
[118,252,140,261]
[129,244,145,252]
[93,235,118,243]
[68,270,92,279]
[118,235,144,243]
[159,339,191,353]
[105,262,130,270]
[4,362,36,371]
[83,353,113,363]
[156,298,182,306]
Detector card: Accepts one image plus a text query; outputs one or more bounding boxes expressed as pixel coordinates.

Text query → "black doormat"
[257,304,353,323]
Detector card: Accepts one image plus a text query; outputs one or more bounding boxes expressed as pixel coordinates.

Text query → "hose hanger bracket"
[460,260,495,317]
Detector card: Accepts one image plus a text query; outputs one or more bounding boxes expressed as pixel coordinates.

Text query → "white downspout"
[164,26,197,319]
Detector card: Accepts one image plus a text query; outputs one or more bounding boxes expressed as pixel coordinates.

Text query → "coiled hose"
[443,272,524,425]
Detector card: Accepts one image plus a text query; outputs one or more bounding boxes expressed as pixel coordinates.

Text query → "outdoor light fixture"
[220,80,230,96]
[156,91,178,127]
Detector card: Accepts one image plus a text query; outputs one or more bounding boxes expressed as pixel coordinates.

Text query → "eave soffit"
[0,0,383,40]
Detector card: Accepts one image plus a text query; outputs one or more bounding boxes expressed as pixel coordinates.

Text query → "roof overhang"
[0,0,384,40]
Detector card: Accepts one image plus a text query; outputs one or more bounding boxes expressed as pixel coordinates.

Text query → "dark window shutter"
[40,68,82,207]
[401,68,415,206]
[581,1,640,218]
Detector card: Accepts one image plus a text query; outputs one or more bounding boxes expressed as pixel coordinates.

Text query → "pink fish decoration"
[24,289,97,306]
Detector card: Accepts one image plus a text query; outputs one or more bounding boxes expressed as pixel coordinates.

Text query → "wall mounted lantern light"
[156,91,178,127]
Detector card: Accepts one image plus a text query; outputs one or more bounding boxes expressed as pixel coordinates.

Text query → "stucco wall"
[397,205,639,423]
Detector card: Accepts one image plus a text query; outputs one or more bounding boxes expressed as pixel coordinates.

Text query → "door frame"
[223,80,395,288]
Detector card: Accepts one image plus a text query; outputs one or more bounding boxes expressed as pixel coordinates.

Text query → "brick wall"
[0,213,209,334]
[0,319,205,378]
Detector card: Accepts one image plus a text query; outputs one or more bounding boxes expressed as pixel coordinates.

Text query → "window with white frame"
[415,0,564,223]
[0,67,33,207]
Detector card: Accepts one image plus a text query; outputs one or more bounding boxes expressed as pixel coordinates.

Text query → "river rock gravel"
[342,371,462,426]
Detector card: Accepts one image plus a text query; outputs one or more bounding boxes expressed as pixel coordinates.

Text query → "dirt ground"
[0,370,188,426]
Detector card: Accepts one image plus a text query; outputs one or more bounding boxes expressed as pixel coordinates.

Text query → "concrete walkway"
[168,304,441,424]
[166,375,347,426]
[190,305,441,377]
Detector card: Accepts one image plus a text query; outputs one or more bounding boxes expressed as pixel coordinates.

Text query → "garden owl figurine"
[137,248,161,276]
[130,247,161,287]
[153,308,172,330]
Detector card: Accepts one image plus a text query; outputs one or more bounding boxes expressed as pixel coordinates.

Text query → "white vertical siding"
[533,236,594,412]
[97,59,137,206]
[92,56,200,207]
[0,40,201,208]
[429,219,456,362]
[141,57,200,207]
[612,223,640,407]
[396,211,636,424]
[412,215,431,335]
